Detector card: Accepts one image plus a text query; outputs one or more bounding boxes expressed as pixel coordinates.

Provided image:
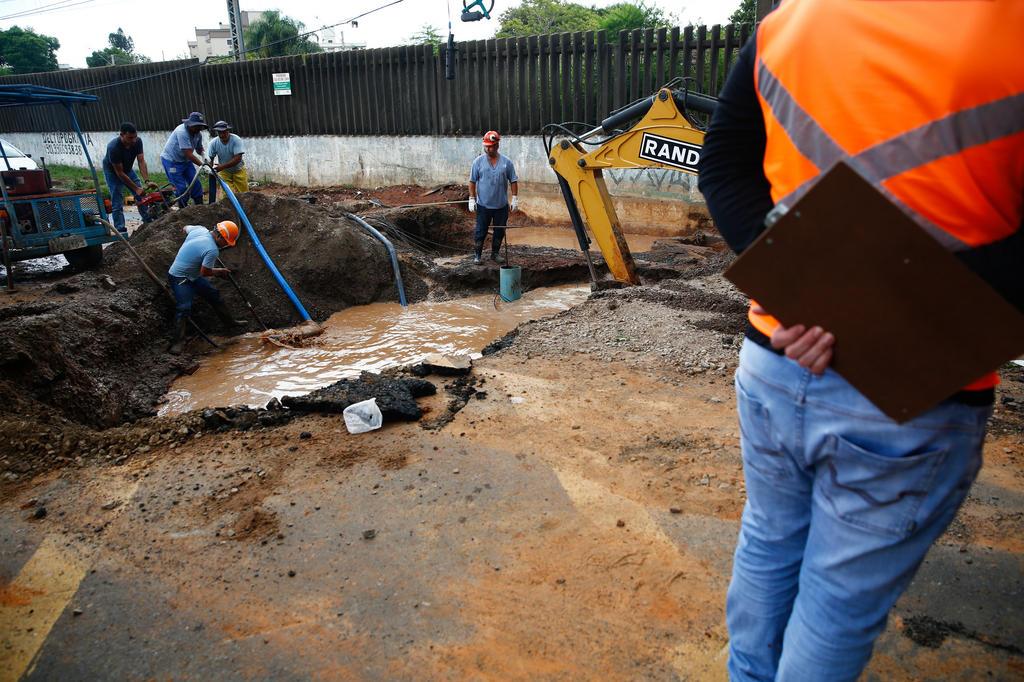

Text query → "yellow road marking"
[0,536,90,682]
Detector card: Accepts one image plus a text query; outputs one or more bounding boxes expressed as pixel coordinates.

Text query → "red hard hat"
[482,130,500,145]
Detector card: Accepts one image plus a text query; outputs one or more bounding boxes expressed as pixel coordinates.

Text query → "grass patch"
[45,164,185,197]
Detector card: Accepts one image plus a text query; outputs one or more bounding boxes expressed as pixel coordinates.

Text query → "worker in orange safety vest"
[698,1,1023,679]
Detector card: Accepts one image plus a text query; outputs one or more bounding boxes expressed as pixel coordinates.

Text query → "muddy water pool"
[161,285,590,415]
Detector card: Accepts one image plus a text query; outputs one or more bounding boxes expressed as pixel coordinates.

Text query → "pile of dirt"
[107,192,430,329]
[424,247,593,295]
[0,409,203,482]
[0,193,457,443]
[258,182,468,213]
[486,274,747,381]
[340,205,468,254]
[0,274,186,428]
[418,238,735,298]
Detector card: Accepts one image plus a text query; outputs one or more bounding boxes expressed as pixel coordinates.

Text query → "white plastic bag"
[343,398,383,434]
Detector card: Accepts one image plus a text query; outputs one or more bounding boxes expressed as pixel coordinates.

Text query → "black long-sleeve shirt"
[697,39,772,255]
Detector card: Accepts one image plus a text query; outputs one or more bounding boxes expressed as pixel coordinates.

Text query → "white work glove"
[468,197,476,212]
[510,195,519,212]
[198,165,211,177]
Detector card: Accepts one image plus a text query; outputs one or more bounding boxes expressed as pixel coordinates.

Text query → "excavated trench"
[0,189,733,481]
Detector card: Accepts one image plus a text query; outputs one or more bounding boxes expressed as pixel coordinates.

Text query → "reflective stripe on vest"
[749,0,1024,391]
[758,58,1024,252]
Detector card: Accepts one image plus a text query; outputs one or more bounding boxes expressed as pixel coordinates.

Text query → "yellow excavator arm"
[547,84,718,286]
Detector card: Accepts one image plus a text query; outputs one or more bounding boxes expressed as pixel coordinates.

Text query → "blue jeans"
[474,204,508,256]
[102,166,150,231]
[161,158,203,207]
[728,340,989,681]
[168,274,223,322]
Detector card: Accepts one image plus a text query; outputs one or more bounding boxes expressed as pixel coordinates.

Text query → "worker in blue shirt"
[167,220,246,354]
[102,121,157,231]
[160,111,207,208]
[468,130,519,264]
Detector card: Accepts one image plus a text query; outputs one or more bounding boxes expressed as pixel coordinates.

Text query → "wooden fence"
[0,24,751,136]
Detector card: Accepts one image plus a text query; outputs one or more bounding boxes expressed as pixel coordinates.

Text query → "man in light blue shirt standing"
[208,120,248,199]
[468,130,519,264]
[160,111,207,208]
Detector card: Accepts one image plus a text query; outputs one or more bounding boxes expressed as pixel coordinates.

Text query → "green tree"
[86,48,134,67]
[409,24,443,56]
[108,28,134,53]
[409,24,443,47]
[0,26,60,74]
[496,0,598,38]
[87,28,150,67]
[596,2,673,35]
[729,0,756,24]
[243,10,322,59]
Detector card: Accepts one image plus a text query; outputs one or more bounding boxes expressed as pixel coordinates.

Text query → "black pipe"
[599,95,655,134]
[556,174,591,252]
[599,89,719,135]
[555,173,601,285]
[444,33,457,80]
[673,89,718,116]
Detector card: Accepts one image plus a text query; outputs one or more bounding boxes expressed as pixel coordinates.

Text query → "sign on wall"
[272,72,292,96]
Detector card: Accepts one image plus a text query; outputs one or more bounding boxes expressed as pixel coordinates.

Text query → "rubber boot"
[473,241,484,265]
[168,318,188,355]
[212,301,247,329]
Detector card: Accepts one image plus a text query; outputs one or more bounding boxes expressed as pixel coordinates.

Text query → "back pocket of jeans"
[735,375,789,480]
[819,435,948,539]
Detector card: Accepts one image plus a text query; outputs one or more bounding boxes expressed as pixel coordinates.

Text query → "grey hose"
[342,211,408,307]
[166,162,207,204]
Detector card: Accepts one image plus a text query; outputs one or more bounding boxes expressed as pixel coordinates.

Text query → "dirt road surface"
[1,186,1022,680]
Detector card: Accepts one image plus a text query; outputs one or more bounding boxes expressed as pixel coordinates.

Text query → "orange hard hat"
[215,220,239,246]
[482,130,500,145]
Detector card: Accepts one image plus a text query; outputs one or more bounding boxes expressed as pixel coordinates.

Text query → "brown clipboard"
[724,161,1024,423]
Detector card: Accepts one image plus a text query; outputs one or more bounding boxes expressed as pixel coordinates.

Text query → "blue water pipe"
[342,212,408,307]
[214,174,312,321]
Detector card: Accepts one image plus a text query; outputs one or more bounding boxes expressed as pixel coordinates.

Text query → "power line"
[78,0,405,92]
[0,0,96,21]
[0,0,77,18]
[207,0,404,63]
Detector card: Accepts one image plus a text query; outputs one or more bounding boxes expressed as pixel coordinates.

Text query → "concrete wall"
[4,132,709,235]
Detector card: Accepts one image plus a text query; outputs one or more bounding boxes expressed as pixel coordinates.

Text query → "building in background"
[188,11,264,60]
[313,25,365,52]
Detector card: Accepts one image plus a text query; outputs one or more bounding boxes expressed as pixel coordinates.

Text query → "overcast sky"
[0,0,735,68]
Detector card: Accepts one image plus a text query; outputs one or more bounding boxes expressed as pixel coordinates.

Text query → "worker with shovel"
[167,220,247,354]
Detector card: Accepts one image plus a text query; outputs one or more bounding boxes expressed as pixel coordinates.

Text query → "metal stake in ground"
[0,217,15,293]
[98,218,219,349]
[217,257,268,330]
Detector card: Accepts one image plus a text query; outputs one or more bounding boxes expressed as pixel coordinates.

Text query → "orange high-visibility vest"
[750,0,1024,390]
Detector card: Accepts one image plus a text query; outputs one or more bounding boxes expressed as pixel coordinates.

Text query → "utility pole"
[226,0,246,61]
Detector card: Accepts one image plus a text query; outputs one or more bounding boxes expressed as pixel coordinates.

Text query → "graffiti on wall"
[605,167,697,199]
[40,132,95,157]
